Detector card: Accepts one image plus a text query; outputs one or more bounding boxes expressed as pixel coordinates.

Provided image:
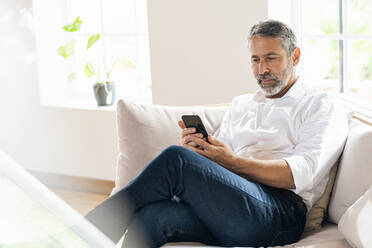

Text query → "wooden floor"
[51,188,110,215]
[30,170,114,216]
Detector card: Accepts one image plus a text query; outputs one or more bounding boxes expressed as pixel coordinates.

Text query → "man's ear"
[292,47,301,66]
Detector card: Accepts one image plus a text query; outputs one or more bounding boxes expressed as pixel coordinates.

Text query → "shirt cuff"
[283,155,313,194]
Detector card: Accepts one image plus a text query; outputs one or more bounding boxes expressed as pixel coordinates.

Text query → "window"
[269,0,372,105]
[34,0,152,107]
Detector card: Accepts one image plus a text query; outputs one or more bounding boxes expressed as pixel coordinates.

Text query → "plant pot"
[93,81,116,106]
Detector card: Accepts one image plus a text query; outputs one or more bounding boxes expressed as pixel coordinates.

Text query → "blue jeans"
[85,145,306,247]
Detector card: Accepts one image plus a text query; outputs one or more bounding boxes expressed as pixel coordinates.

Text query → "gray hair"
[248,20,297,56]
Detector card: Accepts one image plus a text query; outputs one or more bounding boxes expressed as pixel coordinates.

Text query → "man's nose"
[258,61,269,75]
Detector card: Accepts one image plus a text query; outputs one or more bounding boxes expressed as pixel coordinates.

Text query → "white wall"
[0,0,267,180]
[149,0,267,105]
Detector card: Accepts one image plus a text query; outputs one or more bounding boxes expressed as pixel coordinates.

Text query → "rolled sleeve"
[284,155,313,194]
[283,94,349,197]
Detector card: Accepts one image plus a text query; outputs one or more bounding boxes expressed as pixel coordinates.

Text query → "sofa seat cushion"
[293,223,350,248]
[162,223,350,248]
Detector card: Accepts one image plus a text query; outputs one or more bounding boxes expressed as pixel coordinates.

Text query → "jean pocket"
[269,230,297,246]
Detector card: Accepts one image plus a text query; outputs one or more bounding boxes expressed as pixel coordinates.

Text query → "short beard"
[256,62,293,97]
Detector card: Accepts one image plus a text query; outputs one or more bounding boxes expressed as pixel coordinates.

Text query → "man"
[85,20,348,247]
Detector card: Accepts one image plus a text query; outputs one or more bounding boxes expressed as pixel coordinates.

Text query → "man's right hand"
[178,120,205,147]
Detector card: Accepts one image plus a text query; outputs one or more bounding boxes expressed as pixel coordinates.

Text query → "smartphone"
[181,115,209,142]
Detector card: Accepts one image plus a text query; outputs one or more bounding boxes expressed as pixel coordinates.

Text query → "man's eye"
[267,57,277,61]
[252,58,259,63]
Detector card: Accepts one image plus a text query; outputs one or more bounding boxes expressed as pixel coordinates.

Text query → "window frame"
[269,0,372,97]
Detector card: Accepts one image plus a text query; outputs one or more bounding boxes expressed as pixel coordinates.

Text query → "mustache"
[257,72,278,82]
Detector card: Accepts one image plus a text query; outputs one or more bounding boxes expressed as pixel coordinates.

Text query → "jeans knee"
[159,145,210,174]
[159,145,192,163]
[162,145,189,156]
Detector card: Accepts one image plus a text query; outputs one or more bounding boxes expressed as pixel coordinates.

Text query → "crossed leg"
[86,145,306,247]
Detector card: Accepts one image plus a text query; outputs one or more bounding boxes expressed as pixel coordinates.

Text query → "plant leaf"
[84,62,96,78]
[65,39,76,55]
[68,72,77,82]
[121,58,136,69]
[57,46,66,58]
[62,16,82,32]
[57,39,76,58]
[87,33,100,50]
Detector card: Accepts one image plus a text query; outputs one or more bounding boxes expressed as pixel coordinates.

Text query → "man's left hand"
[182,134,236,169]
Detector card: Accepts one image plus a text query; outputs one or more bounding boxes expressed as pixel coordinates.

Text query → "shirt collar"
[252,77,306,102]
[283,77,306,100]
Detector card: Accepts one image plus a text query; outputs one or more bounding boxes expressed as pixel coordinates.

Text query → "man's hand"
[187,134,236,169]
[178,120,205,148]
[177,120,295,189]
[178,119,236,168]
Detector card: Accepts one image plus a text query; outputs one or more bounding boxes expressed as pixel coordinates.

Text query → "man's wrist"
[226,154,248,174]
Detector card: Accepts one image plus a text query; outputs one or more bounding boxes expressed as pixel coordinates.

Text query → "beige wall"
[149,0,267,105]
[0,0,267,180]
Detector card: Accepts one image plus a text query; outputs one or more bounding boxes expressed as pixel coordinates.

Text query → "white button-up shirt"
[215,79,349,210]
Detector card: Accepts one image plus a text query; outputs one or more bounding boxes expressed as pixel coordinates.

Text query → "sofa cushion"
[338,184,372,248]
[162,223,350,248]
[328,118,372,223]
[304,161,339,232]
[112,99,227,194]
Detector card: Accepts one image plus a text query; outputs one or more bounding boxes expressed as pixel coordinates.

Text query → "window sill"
[40,98,116,112]
[323,88,372,112]
[40,96,152,112]
[336,93,372,111]
[332,92,372,123]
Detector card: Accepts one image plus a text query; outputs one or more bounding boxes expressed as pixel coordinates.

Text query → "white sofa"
[113,96,372,248]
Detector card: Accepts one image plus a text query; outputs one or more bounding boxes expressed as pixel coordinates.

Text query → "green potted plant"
[57,16,135,106]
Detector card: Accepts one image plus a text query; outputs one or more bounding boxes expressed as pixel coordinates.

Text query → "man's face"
[250,35,294,97]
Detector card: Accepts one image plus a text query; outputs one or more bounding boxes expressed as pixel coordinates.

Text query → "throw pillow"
[112,99,227,195]
[338,185,372,248]
[304,160,339,232]
[328,118,372,223]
